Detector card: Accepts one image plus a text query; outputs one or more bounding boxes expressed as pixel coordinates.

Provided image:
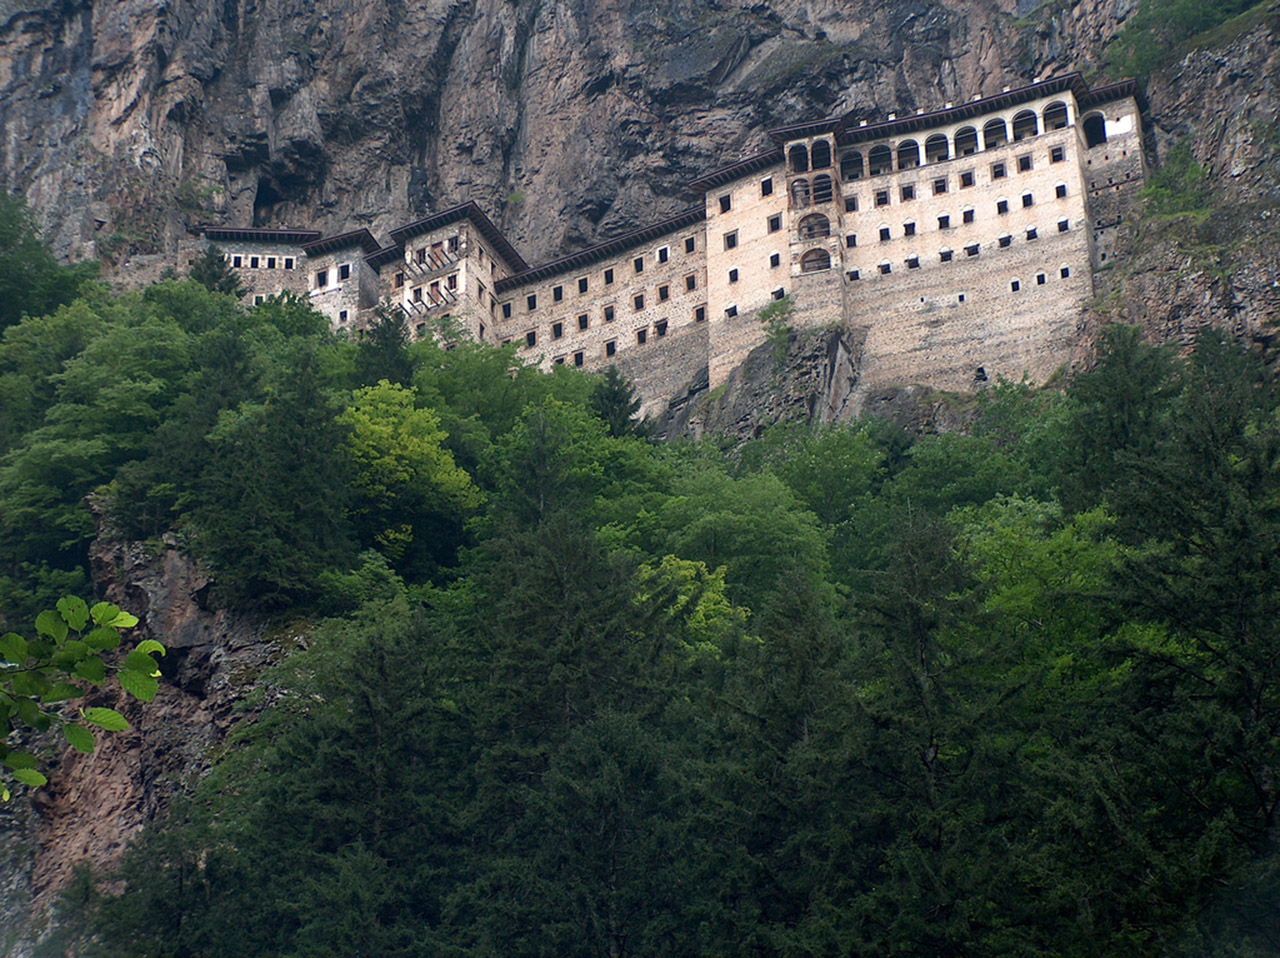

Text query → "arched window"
[1082,112,1107,148]
[812,174,834,205]
[811,139,832,169]
[955,127,978,156]
[868,145,893,176]
[925,134,949,163]
[800,248,831,273]
[1012,109,1039,141]
[898,140,921,170]
[790,178,811,209]
[789,143,810,174]
[798,213,831,239]
[1043,101,1069,131]
[983,118,1008,149]
[841,150,864,180]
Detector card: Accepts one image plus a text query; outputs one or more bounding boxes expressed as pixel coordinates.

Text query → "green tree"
[590,365,646,438]
[0,193,99,332]
[356,305,415,387]
[188,245,245,297]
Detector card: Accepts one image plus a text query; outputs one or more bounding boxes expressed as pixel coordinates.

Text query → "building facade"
[205,74,1145,416]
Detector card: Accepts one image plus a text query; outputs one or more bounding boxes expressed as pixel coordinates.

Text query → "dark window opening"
[938,215,951,229]
[770,252,781,268]
[963,209,975,224]
[768,214,782,233]
[525,330,537,347]
[605,268,614,284]
[659,284,670,301]
[719,194,732,213]
[605,340,616,357]
[634,257,644,273]
[553,285,563,301]
[656,320,668,336]
[1058,219,1069,232]
[847,234,857,248]
[527,294,537,310]
[695,306,706,322]
[992,162,1006,179]
[906,256,920,269]
[728,269,739,284]
[1018,154,1033,172]
[879,226,891,242]
[726,305,738,317]
[552,321,563,339]
[578,314,589,330]
[1011,280,1021,291]
[811,139,832,169]
[845,197,858,212]
[848,269,861,281]
[637,329,647,345]
[999,235,1012,248]
[901,184,915,201]
[339,263,350,280]
[685,236,696,253]
[965,243,980,257]
[997,200,1009,214]
[1051,146,1065,163]
[773,287,786,300]
[605,305,615,322]
[875,190,890,207]
[801,249,831,272]
[502,302,512,318]
[1056,184,1067,198]
[1022,193,1034,208]
[574,351,584,366]
[658,247,669,263]
[761,177,774,196]
[940,249,953,262]
[1026,227,1038,240]
[685,274,697,291]
[879,262,892,275]
[579,277,589,293]
[934,178,947,195]
[904,222,916,237]
[724,232,738,250]
[1036,273,1047,285]
[1083,113,1107,148]
[960,171,975,188]
[1060,266,1071,278]
[634,294,645,310]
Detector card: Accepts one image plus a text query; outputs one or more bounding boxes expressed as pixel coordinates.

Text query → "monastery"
[203,73,1146,415]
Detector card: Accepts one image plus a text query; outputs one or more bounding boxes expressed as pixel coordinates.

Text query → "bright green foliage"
[1141,141,1213,220]
[0,193,99,332]
[0,597,162,800]
[1107,0,1262,76]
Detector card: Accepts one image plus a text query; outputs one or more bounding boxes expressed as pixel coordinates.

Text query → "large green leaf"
[84,626,121,652]
[89,602,120,627]
[124,650,159,675]
[56,596,90,631]
[1,750,37,770]
[43,683,84,702]
[63,723,96,753]
[0,633,27,664]
[35,610,67,642]
[74,656,106,684]
[83,707,130,731]
[12,768,47,787]
[118,669,159,703]
[134,639,166,657]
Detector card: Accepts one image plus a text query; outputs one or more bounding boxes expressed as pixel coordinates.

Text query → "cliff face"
[0,0,1134,268]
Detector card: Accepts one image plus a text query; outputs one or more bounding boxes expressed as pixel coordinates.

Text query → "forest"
[2,204,1280,955]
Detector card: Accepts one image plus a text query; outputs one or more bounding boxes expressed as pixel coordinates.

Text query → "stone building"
[204,73,1144,415]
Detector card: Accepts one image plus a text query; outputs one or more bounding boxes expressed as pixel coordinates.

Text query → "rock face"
[0,0,1135,270]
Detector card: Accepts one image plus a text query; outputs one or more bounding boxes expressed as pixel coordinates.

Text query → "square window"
[254,295,265,305]
[879,227,891,242]
[553,285,563,301]
[339,309,349,321]
[578,314,589,330]
[719,194,732,213]
[634,256,645,273]
[695,306,706,322]
[605,340,616,357]
[960,171,975,188]
[999,235,1012,248]
[232,255,242,267]
[1056,184,1067,198]
[502,302,512,318]
[554,356,565,365]
[604,305,615,322]
[604,268,614,284]
[552,321,564,339]
[448,273,458,289]
[848,269,861,281]
[879,263,891,275]
[1036,273,1046,285]
[656,320,669,337]
[772,287,786,300]
[728,269,739,284]
[1011,279,1022,291]
[1050,146,1065,163]
[525,330,537,347]
[574,351,585,366]
[1022,193,1034,208]
[284,257,294,269]
[768,214,782,233]
[991,162,1006,179]
[770,252,781,268]
[906,256,920,269]
[1058,219,1069,232]
[250,256,259,268]
[657,246,669,263]
[761,177,774,196]
[846,234,857,248]
[315,269,328,288]
[659,284,670,301]
[997,200,1009,214]
[724,231,738,251]
[447,236,459,252]
[685,274,697,291]
[938,215,950,229]
[395,271,405,288]
[963,209,975,224]
[416,248,427,264]
[875,190,890,207]
[527,294,537,310]
[579,277,589,293]
[934,178,947,195]
[339,263,351,280]
[904,222,916,236]
[940,249,953,262]
[1026,227,1038,240]
[1060,266,1071,278]
[267,257,276,269]
[965,243,980,257]
[725,305,738,317]
[637,329,647,345]
[959,293,966,303]
[845,197,858,212]
[685,236,696,253]
[1018,155,1033,172]
[634,293,645,310]
[901,184,915,201]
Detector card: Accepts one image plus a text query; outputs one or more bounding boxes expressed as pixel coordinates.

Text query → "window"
[552,321,563,339]
[728,269,739,284]
[527,294,537,310]
[934,177,947,195]
[525,330,537,348]
[998,234,1012,248]
[685,274,697,291]
[395,271,405,288]
[416,248,427,264]
[267,257,276,269]
[448,273,458,289]
[879,262,892,275]
[553,285,563,301]
[879,226,891,242]
[254,295,265,305]
[997,200,1009,214]
[772,287,786,300]
[906,255,920,269]
[685,236,696,253]
[637,328,648,345]
[1011,279,1021,291]
[960,171,975,188]
[770,252,781,268]
[901,184,915,201]
[657,246,669,263]
[634,256,644,273]
[904,222,916,237]
[1026,227,1038,240]
[578,314,589,330]
[339,263,351,280]
[719,194,732,213]
[1022,193,1034,208]
[315,269,328,288]
[1058,218,1069,232]
[502,302,512,318]
[768,214,782,233]
[284,257,294,269]
[695,305,706,322]
[848,269,861,280]
[1036,272,1047,285]
[574,351,584,366]
[658,284,670,301]
[604,305,615,322]
[656,320,668,337]
[875,189,889,207]
[579,277,589,293]
[725,305,738,317]
[761,177,774,196]
[938,215,951,229]
[605,340,616,357]
[940,248,953,262]
[724,231,738,251]
[846,234,857,248]
[604,268,614,284]
[1050,146,1065,163]
[963,208,975,224]
[447,235,459,252]
[634,293,645,310]
[232,255,242,267]
[1055,184,1067,198]
[991,162,1006,179]
[554,356,564,365]
[965,243,980,257]
[1018,154,1033,172]
[250,256,259,268]
[1060,266,1071,278]
[845,197,858,212]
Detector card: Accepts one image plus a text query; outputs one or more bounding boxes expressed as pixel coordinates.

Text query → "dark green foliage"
[0,193,98,332]
[1106,0,1263,76]
[188,245,245,297]
[355,305,415,387]
[1141,141,1213,219]
[590,364,645,438]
